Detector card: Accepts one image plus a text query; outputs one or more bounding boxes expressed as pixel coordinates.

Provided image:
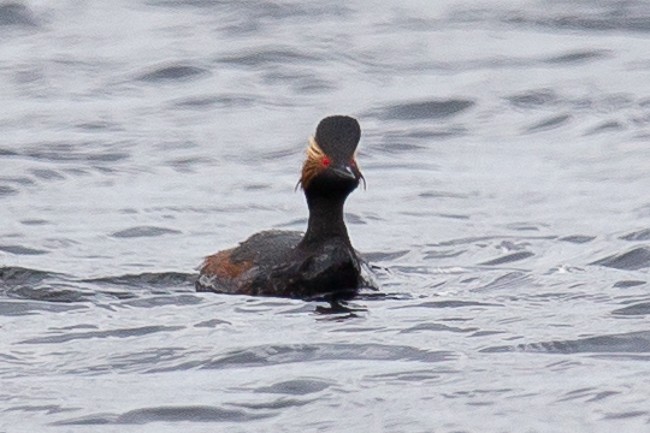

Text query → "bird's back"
[196,229,362,298]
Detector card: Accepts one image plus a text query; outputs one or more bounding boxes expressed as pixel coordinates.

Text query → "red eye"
[322,156,331,167]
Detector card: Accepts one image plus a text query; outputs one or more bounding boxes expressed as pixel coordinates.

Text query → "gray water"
[1,0,650,431]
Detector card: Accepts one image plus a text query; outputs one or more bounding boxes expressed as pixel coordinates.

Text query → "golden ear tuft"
[298,136,327,190]
[307,136,325,161]
[351,155,366,190]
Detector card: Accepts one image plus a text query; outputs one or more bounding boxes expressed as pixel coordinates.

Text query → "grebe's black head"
[299,115,364,195]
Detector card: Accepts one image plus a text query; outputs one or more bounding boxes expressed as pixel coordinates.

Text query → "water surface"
[1,1,650,432]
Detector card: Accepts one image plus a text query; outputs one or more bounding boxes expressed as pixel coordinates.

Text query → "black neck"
[300,192,351,248]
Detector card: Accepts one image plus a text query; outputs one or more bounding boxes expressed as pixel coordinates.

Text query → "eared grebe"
[196,115,371,299]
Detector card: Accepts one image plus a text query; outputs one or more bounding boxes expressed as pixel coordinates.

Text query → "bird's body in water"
[196,115,373,299]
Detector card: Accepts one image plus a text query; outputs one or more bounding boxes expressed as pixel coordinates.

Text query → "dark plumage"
[196,115,371,299]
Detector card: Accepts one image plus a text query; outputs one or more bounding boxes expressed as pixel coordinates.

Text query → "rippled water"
[2,1,650,431]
